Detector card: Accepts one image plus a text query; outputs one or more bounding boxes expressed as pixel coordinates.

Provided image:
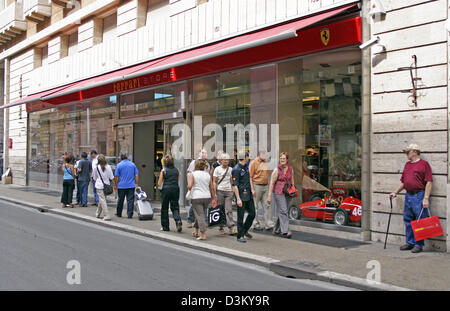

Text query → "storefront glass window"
[278,49,362,227]
[120,84,182,118]
[28,97,116,190]
[192,49,362,227]
[192,68,277,161]
[27,48,362,228]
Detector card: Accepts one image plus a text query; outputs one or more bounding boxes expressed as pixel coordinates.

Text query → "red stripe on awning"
[5,3,359,112]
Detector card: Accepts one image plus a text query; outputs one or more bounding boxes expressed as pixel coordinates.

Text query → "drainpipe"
[3,58,10,173]
[361,0,372,242]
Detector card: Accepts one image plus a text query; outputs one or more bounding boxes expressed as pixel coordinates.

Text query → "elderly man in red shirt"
[390,144,433,253]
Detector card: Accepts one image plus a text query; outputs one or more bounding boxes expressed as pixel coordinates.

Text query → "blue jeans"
[79,181,90,206]
[404,191,429,248]
[76,179,81,203]
[188,203,196,223]
[117,188,135,218]
[92,177,99,204]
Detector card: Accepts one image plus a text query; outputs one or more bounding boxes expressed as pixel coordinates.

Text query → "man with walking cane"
[390,144,433,253]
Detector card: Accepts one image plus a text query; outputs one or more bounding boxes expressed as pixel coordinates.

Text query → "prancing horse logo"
[320,28,330,46]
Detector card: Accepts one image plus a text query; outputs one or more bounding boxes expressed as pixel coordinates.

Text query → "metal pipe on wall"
[3,58,9,172]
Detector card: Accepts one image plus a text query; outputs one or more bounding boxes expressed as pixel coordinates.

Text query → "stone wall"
[368,0,448,251]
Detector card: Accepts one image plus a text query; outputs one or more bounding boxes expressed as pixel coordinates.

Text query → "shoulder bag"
[279,166,298,198]
[217,167,230,186]
[97,166,114,196]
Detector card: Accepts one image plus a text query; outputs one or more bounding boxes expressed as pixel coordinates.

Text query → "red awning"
[4,81,80,110]
[3,3,360,112]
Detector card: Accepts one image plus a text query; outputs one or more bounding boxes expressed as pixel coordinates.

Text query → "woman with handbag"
[92,154,115,221]
[187,159,217,241]
[158,155,182,232]
[267,152,295,239]
[61,154,76,208]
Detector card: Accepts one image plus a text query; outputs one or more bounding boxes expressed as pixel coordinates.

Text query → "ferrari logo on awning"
[320,28,330,46]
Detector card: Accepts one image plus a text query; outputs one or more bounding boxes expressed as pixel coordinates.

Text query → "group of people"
[61,147,296,244]
[158,148,295,243]
[60,151,139,221]
[60,141,436,253]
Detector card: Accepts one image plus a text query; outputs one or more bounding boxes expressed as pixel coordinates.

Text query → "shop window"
[120,84,182,119]
[28,97,117,190]
[191,49,362,228]
[278,49,362,227]
[192,66,277,163]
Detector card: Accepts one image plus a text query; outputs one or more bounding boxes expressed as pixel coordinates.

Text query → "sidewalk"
[1,184,449,291]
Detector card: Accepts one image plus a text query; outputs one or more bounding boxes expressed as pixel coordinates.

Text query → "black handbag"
[97,166,114,196]
[207,205,227,228]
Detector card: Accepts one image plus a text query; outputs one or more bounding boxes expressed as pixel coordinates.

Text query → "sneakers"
[400,244,414,251]
[244,232,253,239]
[237,237,247,243]
[177,221,183,233]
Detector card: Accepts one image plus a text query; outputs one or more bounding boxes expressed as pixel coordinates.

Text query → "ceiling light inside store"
[303,96,320,102]
[221,87,241,92]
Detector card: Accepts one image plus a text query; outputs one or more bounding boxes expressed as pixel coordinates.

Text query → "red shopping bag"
[411,212,443,241]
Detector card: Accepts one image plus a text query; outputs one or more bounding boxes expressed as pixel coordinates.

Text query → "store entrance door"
[163,119,187,208]
[133,121,164,201]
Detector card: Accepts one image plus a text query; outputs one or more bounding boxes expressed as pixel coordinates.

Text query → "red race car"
[288,196,362,226]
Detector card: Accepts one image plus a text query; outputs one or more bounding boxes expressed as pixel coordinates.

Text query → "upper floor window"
[102,12,117,42]
[68,31,78,56]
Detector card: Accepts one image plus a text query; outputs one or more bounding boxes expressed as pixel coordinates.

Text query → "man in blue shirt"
[114,154,139,218]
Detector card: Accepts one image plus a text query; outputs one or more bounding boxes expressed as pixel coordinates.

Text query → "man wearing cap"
[390,144,433,253]
[232,150,256,243]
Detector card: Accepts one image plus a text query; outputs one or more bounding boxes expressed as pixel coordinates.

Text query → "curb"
[269,261,412,291]
[0,196,413,291]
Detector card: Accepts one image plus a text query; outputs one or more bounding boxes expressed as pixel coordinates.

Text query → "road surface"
[0,200,354,291]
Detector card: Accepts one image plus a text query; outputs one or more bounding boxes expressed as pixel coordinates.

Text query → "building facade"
[0,0,448,252]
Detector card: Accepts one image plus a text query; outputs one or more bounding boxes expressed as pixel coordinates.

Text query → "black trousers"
[236,199,256,239]
[161,187,181,230]
[61,179,75,205]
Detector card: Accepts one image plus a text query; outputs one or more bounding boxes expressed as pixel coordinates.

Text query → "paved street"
[0,200,353,291]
